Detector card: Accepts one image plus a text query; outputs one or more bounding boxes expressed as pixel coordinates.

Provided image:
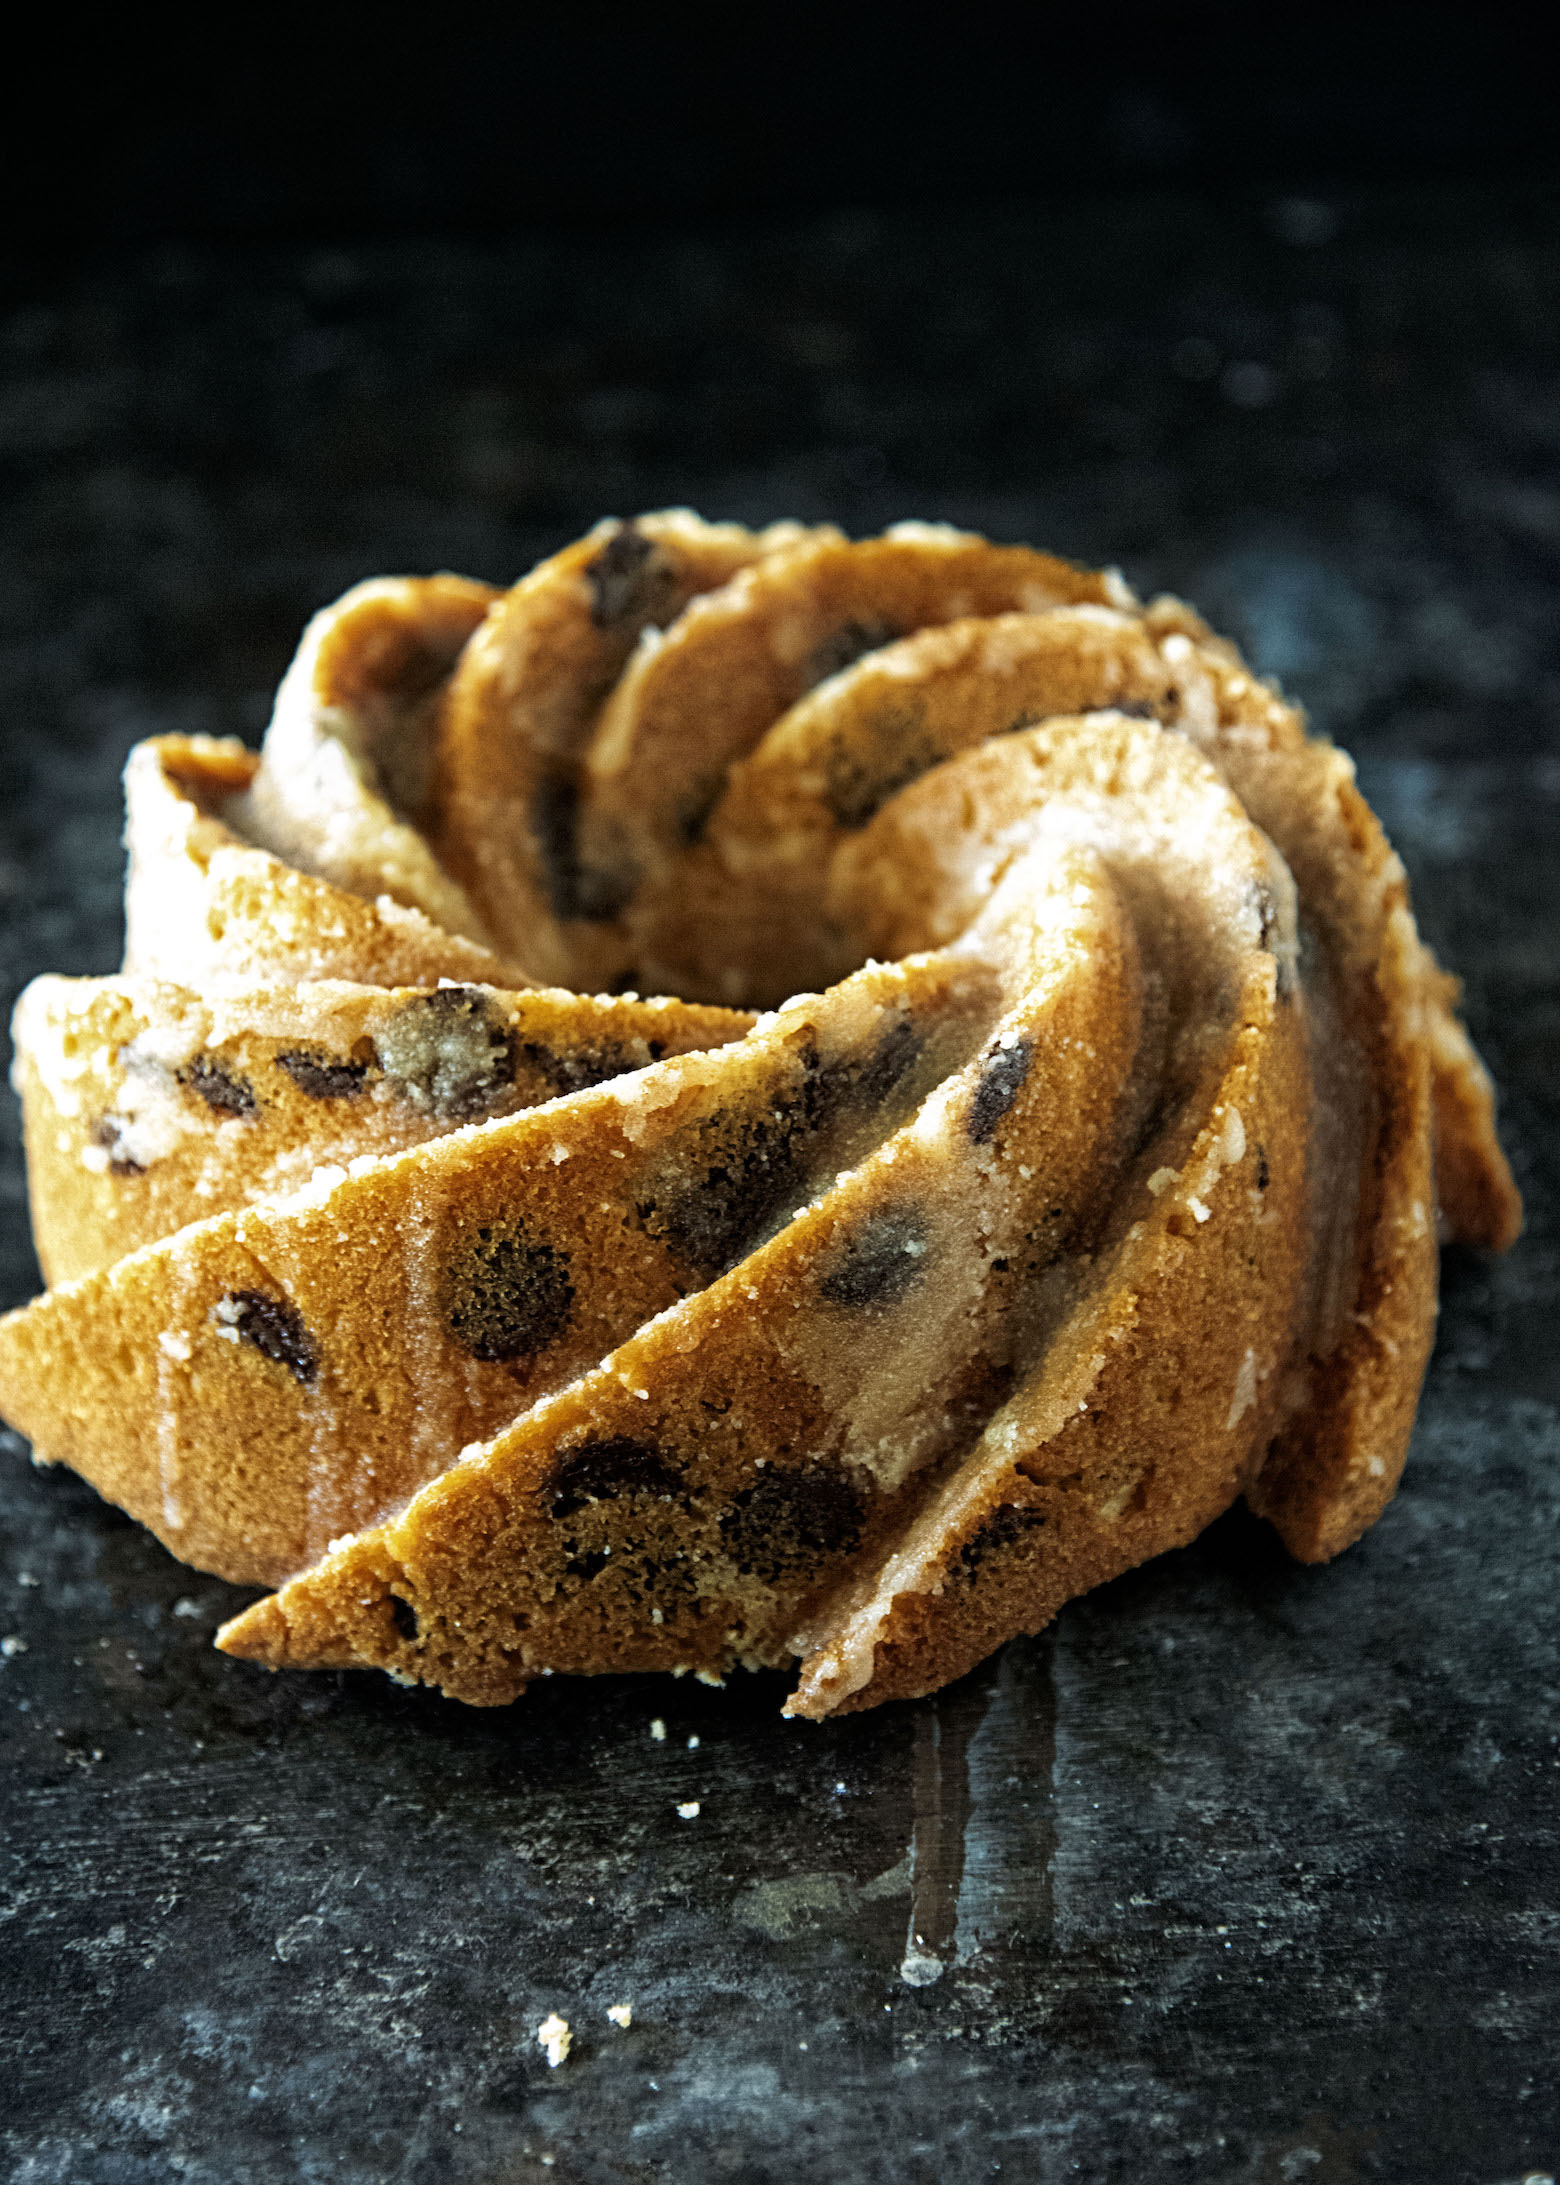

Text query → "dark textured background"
[2,148,1558,2184]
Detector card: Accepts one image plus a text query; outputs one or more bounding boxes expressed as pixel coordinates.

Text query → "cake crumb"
[650,1717,666,1741]
[536,2014,571,2069]
[607,2003,632,2028]
[677,1800,700,1819]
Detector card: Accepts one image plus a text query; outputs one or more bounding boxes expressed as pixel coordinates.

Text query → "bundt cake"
[0,515,1521,1718]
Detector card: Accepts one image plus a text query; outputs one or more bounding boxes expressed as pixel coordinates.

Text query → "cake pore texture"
[0,513,1521,1717]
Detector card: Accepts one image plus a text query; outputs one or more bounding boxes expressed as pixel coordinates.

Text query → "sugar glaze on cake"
[0,516,1521,1716]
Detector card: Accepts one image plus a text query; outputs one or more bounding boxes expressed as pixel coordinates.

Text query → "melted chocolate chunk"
[91,1114,144,1177]
[819,1207,930,1309]
[218,1289,317,1384]
[446,1225,575,1364]
[550,1436,684,1518]
[638,1100,811,1283]
[821,734,938,831]
[806,619,900,691]
[720,1466,864,1578]
[180,1055,255,1118]
[531,770,636,923]
[276,1049,370,1101]
[533,769,585,920]
[516,1039,637,1098]
[675,776,723,849]
[388,1594,419,1642]
[854,1014,924,1109]
[585,521,677,630]
[579,865,637,922]
[958,1500,1047,1574]
[1256,1146,1270,1191]
[375,988,517,1118]
[967,1037,1033,1145]
[794,1019,925,1165]
[638,1034,907,1285]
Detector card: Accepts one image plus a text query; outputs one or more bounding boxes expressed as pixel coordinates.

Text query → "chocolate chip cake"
[0,515,1521,1717]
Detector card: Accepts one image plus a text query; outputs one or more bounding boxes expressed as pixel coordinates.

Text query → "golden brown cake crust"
[0,518,1521,1718]
[15,974,748,1287]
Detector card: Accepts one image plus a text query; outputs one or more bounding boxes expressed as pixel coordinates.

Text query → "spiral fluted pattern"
[0,515,1520,1716]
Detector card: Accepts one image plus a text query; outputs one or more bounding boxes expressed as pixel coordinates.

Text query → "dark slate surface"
[1,182,1557,2184]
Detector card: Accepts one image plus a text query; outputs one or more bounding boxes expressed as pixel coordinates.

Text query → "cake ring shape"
[0,515,1521,1720]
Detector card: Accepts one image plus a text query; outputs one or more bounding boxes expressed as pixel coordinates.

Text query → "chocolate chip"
[720,1466,864,1578]
[180,1055,255,1118]
[638,1031,911,1285]
[388,1594,418,1642]
[806,619,900,691]
[585,521,677,630]
[549,1436,684,1518]
[819,705,942,829]
[819,1207,930,1309]
[216,1290,317,1384]
[854,1015,924,1108]
[531,769,635,923]
[821,745,931,831]
[968,1037,1033,1145]
[91,1114,144,1177]
[796,1016,925,1159]
[276,1050,370,1101]
[638,1102,810,1283]
[533,769,584,920]
[445,1225,575,1363]
[675,776,723,849]
[957,1500,1047,1574]
[516,1039,637,1098]
[374,988,517,1118]
[579,865,637,921]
